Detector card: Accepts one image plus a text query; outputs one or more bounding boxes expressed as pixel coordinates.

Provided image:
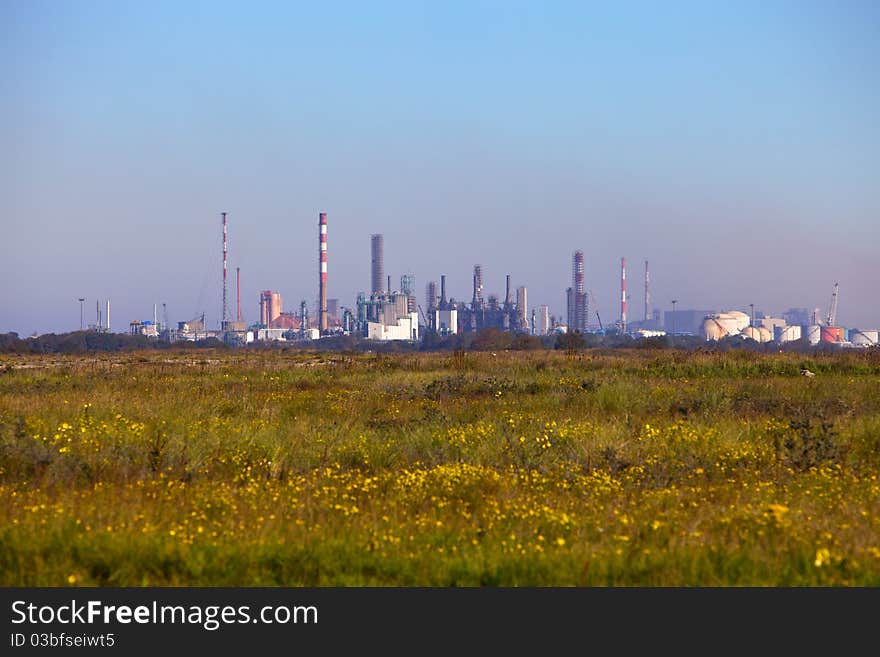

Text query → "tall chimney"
[236,267,242,322]
[387,275,392,295]
[221,212,228,327]
[440,275,447,309]
[620,257,627,333]
[319,212,328,332]
[106,299,111,332]
[644,260,650,323]
[505,274,512,307]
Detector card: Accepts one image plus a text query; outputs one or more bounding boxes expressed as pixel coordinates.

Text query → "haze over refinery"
[2,1,878,336]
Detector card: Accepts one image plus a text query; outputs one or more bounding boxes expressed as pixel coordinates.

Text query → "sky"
[2,0,878,335]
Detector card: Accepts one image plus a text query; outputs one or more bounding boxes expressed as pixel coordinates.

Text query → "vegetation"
[1,348,879,585]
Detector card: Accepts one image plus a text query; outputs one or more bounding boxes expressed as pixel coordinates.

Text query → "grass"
[1,348,879,585]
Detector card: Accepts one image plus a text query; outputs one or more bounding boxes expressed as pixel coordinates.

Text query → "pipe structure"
[472,265,483,306]
[371,234,384,294]
[426,281,437,312]
[319,212,328,332]
[573,250,585,332]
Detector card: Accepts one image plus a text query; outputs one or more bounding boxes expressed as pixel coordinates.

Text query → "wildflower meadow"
[1,349,878,585]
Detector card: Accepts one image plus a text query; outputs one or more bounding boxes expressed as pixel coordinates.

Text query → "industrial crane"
[825,282,839,327]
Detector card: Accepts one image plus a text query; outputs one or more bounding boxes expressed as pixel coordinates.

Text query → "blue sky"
[2,1,878,334]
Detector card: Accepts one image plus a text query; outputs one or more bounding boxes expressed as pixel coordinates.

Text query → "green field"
[1,348,879,585]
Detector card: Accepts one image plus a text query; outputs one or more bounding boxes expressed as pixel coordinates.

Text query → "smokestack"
[371,234,384,294]
[319,212,328,332]
[106,299,111,332]
[96,300,100,329]
[440,275,447,309]
[221,212,228,326]
[153,303,157,326]
[387,275,392,295]
[505,274,512,307]
[644,260,650,323]
[620,257,627,333]
[236,267,242,322]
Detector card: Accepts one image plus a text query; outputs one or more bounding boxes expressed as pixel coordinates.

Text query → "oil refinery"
[117,212,877,350]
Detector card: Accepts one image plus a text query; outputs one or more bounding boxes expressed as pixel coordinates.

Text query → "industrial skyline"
[2,3,878,335]
[109,206,869,348]
[2,205,877,339]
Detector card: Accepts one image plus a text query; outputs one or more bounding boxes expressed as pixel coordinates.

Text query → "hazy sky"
[2,1,878,335]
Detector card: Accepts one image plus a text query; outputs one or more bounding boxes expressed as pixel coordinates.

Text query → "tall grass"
[0,349,878,585]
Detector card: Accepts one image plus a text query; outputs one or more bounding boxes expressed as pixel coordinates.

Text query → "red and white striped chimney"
[319,212,328,332]
[620,257,627,333]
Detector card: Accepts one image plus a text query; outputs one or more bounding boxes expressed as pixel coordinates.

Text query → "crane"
[825,282,839,327]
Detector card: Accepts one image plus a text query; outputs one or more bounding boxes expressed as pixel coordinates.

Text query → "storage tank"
[728,311,751,333]
[852,330,879,347]
[821,327,844,343]
[806,325,821,345]
[742,326,772,343]
[775,325,802,343]
[707,311,750,336]
[702,318,727,341]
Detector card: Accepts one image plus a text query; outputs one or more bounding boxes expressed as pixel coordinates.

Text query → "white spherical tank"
[729,311,751,333]
[702,318,727,341]
[710,312,748,336]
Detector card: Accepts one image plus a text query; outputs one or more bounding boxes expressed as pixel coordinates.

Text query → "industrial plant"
[89,211,879,351]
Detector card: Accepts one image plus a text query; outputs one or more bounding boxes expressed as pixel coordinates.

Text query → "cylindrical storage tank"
[852,330,879,346]
[821,327,844,343]
[776,325,802,343]
[806,325,821,345]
